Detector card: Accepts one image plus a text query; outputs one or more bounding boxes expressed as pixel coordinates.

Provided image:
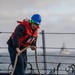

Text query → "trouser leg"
[8,46,27,75]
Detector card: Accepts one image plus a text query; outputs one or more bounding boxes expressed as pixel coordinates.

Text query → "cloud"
[1,0,75,52]
[0,0,75,32]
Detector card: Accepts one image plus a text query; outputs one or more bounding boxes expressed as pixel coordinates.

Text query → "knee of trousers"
[14,69,25,75]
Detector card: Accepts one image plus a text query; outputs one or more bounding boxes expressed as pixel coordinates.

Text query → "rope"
[10,45,40,75]
[10,46,30,75]
[35,49,40,75]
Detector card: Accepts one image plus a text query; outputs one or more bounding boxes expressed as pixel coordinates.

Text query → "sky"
[0,0,75,53]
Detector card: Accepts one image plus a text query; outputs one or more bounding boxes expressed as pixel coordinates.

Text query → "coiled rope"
[10,46,40,75]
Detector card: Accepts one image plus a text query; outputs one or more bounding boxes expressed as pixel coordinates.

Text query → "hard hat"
[31,14,42,25]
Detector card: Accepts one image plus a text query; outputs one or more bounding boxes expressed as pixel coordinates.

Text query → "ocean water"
[0,51,75,74]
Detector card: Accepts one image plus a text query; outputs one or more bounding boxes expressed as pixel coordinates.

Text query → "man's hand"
[30,46,37,50]
[16,47,21,55]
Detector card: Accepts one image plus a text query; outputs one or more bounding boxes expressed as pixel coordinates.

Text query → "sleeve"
[12,24,26,48]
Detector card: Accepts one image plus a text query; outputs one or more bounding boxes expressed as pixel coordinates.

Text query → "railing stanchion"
[41,30,47,75]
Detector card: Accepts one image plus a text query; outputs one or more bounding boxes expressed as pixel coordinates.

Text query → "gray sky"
[0,0,75,52]
[0,0,75,32]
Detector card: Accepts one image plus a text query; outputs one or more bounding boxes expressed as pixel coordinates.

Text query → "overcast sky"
[0,0,75,32]
[0,0,75,52]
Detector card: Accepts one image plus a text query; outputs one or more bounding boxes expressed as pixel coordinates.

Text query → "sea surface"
[0,51,75,74]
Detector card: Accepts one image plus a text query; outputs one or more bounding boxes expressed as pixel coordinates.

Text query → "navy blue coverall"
[7,24,36,75]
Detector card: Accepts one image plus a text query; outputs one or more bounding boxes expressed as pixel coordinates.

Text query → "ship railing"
[0,30,75,75]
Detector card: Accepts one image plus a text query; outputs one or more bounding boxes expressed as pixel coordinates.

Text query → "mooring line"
[10,46,30,75]
[10,45,40,75]
[35,49,40,75]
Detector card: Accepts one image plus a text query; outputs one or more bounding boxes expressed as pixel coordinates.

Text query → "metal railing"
[0,30,75,75]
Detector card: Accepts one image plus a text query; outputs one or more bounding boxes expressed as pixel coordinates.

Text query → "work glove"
[30,45,37,50]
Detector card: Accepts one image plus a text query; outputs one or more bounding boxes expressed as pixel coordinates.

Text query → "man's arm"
[12,24,26,48]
